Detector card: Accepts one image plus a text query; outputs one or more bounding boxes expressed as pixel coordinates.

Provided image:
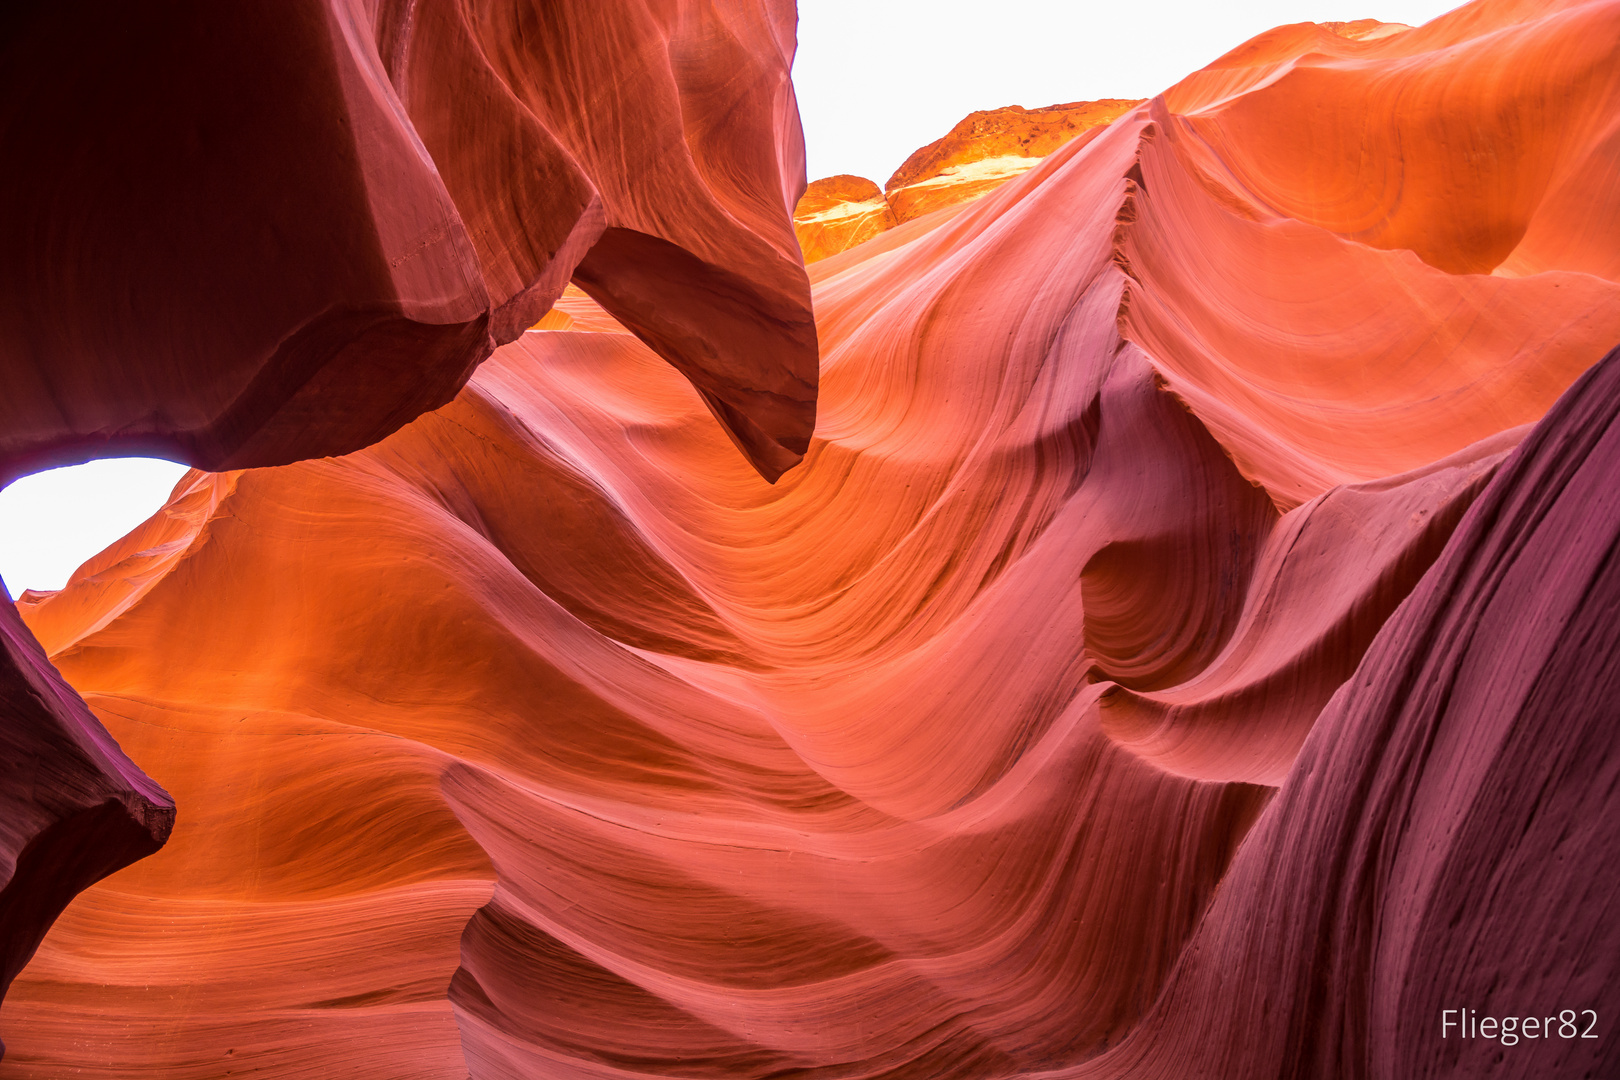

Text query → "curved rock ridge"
[792,100,1141,262]
[0,0,815,1054]
[1067,343,1620,1079]
[0,0,816,483]
[5,0,1620,1077]
[0,603,174,1066]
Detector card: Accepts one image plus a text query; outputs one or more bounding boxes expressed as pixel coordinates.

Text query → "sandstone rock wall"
[5,2,1619,1076]
[0,0,815,1049]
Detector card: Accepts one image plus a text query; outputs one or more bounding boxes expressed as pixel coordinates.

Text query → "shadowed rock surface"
[0,0,815,483]
[1067,338,1620,1079]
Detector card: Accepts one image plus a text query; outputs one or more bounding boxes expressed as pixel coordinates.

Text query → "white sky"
[0,459,189,598]
[794,0,1465,183]
[0,0,1468,598]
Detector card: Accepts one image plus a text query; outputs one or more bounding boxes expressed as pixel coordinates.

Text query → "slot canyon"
[1,0,1617,1077]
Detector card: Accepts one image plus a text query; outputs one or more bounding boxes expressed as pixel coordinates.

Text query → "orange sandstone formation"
[7,1,1620,1078]
[793,176,901,263]
[884,99,1144,221]
[0,0,814,1048]
[793,99,1141,261]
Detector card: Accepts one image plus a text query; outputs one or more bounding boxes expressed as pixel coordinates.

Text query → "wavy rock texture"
[0,604,173,1066]
[1067,340,1620,1080]
[0,0,814,482]
[5,1,1620,1077]
[0,0,813,1052]
[793,100,1140,261]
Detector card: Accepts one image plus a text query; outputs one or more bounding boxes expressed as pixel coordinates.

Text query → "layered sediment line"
[1069,343,1620,1079]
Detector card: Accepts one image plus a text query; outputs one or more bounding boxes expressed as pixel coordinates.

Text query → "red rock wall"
[1066,339,1620,1080]
[0,0,815,482]
[0,0,815,1048]
[5,0,1620,1077]
[0,603,172,1037]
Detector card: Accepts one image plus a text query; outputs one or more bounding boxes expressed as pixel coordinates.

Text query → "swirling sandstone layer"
[1067,340,1620,1080]
[6,1,1620,1077]
[0,0,815,481]
[0,0,814,1051]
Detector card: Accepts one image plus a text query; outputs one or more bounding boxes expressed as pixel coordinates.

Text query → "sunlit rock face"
[793,99,1142,261]
[794,176,901,263]
[883,98,1144,221]
[0,0,813,1053]
[6,1,1620,1078]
